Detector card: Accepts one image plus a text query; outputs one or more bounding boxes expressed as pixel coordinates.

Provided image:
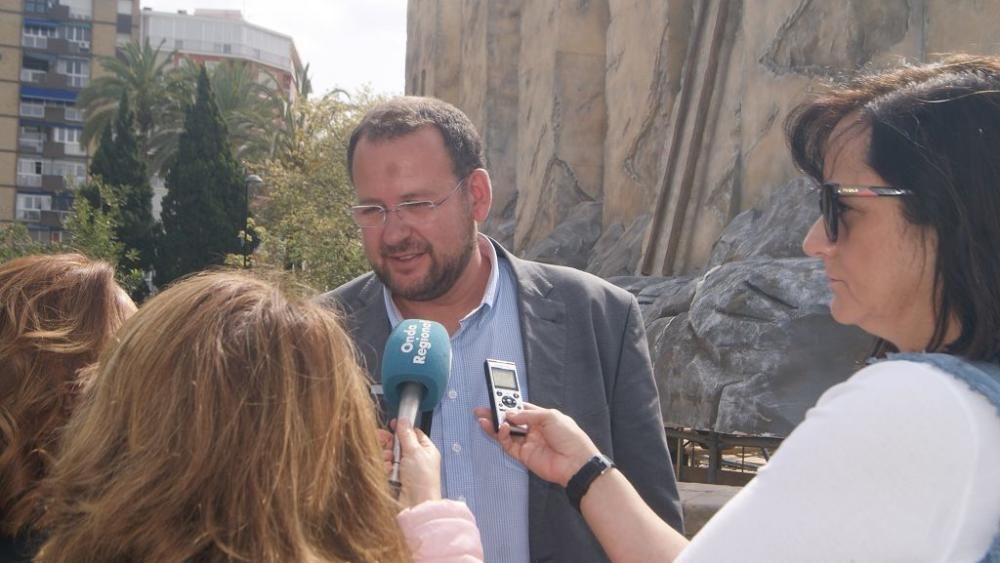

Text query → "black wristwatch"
[565,454,615,512]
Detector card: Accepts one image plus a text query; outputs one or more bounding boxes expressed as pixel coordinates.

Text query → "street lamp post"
[243,174,263,268]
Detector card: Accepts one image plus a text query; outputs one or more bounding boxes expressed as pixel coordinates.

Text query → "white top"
[679,360,1000,563]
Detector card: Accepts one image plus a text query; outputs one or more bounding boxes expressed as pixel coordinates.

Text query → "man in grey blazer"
[323,96,682,562]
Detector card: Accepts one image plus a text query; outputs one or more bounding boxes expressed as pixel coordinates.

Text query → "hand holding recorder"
[476,403,602,487]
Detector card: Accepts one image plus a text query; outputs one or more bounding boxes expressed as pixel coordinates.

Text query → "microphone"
[381,319,451,495]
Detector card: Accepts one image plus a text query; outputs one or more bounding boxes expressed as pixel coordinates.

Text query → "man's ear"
[466,168,493,223]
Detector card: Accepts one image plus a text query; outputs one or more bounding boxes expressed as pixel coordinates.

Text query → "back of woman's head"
[37,271,409,562]
[787,54,1000,360]
[0,253,134,537]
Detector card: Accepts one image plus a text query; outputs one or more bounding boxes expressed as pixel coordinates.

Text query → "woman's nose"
[802,217,833,258]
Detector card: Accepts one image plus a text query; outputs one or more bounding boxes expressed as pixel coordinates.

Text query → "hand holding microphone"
[380,319,451,503]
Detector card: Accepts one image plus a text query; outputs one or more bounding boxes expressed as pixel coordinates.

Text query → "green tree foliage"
[251,90,380,290]
[77,39,180,154]
[0,224,43,263]
[156,66,245,286]
[0,184,144,293]
[173,58,286,162]
[83,92,156,275]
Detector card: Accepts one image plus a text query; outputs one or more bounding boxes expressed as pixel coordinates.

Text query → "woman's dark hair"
[786,55,1000,361]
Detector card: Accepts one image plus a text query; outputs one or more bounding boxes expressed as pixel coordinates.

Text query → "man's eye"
[399,201,434,211]
[358,207,383,216]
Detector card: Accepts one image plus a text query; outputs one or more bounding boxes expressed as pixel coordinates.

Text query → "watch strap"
[565,454,615,512]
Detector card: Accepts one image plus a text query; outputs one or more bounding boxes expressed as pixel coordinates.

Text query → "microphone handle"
[389,382,424,497]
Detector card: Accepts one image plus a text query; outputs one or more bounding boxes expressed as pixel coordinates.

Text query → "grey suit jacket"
[322,240,683,563]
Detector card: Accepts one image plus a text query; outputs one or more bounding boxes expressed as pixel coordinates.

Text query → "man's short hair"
[347,96,486,182]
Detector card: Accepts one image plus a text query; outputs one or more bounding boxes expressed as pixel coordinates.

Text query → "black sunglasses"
[819,182,914,242]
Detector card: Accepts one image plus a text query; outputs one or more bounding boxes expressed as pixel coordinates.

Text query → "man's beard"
[373,225,478,302]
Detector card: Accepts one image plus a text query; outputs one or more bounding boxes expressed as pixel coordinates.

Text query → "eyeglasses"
[819,182,913,242]
[350,177,468,228]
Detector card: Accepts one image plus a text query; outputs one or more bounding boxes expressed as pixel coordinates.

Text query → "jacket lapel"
[342,275,392,382]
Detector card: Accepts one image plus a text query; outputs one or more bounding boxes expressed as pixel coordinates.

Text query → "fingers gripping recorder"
[381,319,451,495]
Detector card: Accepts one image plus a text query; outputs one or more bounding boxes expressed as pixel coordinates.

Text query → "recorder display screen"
[491,367,518,389]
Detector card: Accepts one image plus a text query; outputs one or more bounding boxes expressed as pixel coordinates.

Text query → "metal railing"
[19,103,45,118]
[20,69,46,82]
[17,174,43,188]
[16,209,42,222]
[22,35,49,49]
[18,135,45,152]
[64,107,84,121]
[63,143,86,156]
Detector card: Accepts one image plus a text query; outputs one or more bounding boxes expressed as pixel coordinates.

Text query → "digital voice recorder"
[484,359,527,435]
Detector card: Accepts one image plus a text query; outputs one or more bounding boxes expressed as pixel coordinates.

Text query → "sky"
[140,0,407,97]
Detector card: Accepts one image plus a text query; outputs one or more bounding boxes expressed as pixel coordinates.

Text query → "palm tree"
[78,39,180,152]
[163,58,287,163]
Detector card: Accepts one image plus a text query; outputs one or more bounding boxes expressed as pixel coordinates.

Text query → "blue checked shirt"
[384,237,530,563]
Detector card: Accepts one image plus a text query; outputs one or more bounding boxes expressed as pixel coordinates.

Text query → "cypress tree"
[84,92,155,275]
[156,66,245,285]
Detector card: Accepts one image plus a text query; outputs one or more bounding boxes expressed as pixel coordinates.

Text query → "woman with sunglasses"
[478,55,1000,562]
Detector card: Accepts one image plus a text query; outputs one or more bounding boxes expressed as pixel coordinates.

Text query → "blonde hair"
[0,253,134,537]
[37,271,409,562]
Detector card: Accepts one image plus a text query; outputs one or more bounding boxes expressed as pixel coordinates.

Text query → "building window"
[58,58,89,87]
[61,0,93,19]
[16,193,52,221]
[117,0,132,14]
[18,158,44,176]
[62,24,92,50]
[24,0,54,14]
[19,101,45,118]
[64,106,84,121]
[48,159,87,184]
[54,127,74,144]
[18,126,45,152]
[22,25,54,49]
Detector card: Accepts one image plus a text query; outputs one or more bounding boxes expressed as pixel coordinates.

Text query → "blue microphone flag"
[381,319,451,413]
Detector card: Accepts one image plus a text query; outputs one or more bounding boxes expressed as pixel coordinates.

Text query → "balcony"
[17,173,43,188]
[64,107,84,122]
[20,68,46,83]
[43,142,65,158]
[20,69,71,89]
[21,35,49,49]
[63,143,86,157]
[42,174,66,191]
[18,134,45,153]
[16,208,42,222]
[35,37,90,56]
[39,209,69,228]
[43,3,71,20]
[19,103,45,118]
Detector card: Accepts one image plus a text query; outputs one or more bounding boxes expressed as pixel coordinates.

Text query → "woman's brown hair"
[37,271,410,562]
[0,253,134,538]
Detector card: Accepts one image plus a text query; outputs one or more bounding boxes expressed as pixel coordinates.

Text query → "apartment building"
[0,0,139,241]
[141,8,302,101]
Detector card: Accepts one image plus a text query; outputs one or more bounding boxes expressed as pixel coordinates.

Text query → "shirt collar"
[383,234,500,327]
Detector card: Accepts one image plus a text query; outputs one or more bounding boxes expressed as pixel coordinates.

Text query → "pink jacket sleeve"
[396,499,484,563]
